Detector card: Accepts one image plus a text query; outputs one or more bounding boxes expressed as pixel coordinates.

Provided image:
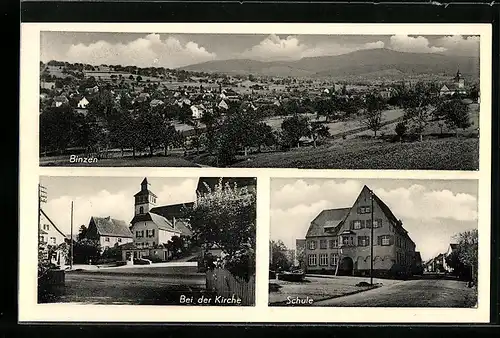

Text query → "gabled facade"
[85,216,134,250]
[39,209,67,246]
[39,209,68,267]
[304,185,417,277]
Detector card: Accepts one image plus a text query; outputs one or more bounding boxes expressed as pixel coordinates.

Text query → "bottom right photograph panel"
[268,178,479,308]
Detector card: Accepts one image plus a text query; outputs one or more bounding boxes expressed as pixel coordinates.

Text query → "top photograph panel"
[39,31,482,170]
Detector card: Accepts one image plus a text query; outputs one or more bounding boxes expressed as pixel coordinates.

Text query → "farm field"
[230,137,479,170]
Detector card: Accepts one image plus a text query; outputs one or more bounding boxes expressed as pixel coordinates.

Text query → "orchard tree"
[360,94,387,137]
[401,82,440,142]
[309,122,330,148]
[185,179,256,281]
[438,98,471,137]
[395,121,408,142]
[281,114,310,148]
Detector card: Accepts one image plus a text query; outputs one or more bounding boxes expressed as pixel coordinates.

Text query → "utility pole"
[370,190,374,286]
[38,184,47,240]
[70,201,74,269]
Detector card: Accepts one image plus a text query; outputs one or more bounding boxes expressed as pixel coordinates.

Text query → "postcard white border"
[19,22,492,323]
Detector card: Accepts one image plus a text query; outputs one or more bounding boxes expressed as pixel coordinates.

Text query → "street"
[39,270,209,305]
[313,278,477,307]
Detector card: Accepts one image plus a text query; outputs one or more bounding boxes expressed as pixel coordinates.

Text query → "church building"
[121,178,193,262]
[440,69,468,96]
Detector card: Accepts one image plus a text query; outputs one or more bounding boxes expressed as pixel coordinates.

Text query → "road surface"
[313,279,477,307]
[39,271,208,305]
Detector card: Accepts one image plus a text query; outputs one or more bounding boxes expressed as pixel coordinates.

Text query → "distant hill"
[180,48,480,80]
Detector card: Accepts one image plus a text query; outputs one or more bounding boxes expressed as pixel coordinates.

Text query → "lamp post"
[370,190,374,286]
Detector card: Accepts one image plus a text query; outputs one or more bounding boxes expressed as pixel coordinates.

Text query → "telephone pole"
[370,190,374,286]
[70,201,74,269]
[38,184,47,239]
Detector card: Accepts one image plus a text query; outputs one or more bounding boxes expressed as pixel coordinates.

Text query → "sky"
[40,32,480,69]
[40,176,198,236]
[270,178,478,262]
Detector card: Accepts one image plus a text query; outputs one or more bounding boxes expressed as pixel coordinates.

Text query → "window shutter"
[389,235,395,245]
[357,207,361,214]
[360,220,365,228]
[378,219,383,227]
[350,220,354,229]
[152,229,155,237]
[366,219,371,228]
[377,236,382,245]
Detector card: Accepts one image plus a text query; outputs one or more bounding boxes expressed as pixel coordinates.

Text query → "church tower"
[454,69,465,89]
[134,178,157,216]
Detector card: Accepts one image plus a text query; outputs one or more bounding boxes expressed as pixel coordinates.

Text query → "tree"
[402,82,439,142]
[439,98,471,137]
[77,225,88,241]
[270,240,292,271]
[309,122,330,148]
[454,229,478,284]
[360,94,387,137]
[135,109,165,156]
[72,238,101,264]
[395,121,408,142]
[165,235,193,259]
[136,75,143,82]
[281,114,310,148]
[185,179,256,281]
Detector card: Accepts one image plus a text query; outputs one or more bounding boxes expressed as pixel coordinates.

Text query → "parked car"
[278,269,305,282]
[133,258,152,265]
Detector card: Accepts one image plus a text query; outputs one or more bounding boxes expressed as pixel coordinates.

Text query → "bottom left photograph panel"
[37,175,257,306]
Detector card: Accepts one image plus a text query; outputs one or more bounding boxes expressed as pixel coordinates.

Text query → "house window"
[39,236,45,243]
[381,235,391,246]
[358,206,371,214]
[105,237,110,242]
[319,253,328,266]
[136,230,144,238]
[353,220,362,230]
[329,239,338,248]
[373,219,382,228]
[308,254,317,266]
[330,253,339,266]
[146,229,155,238]
[118,238,122,243]
[139,206,144,214]
[358,236,370,247]
[308,240,316,250]
[342,236,350,246]
[43,224,50,231]
[50,237,56,245]
[320,239,327,249]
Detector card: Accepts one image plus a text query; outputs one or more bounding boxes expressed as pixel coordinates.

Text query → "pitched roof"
[306,207,351,237]
[40,209,67,238]
[172,219,193,236]
[131,211,189,235]
[91,216,133,238]
[150,202,194,220]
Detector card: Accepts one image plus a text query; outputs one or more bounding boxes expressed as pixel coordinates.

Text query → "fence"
[205,268,255,306]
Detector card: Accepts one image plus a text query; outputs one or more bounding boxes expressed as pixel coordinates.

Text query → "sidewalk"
[65,261,198,271]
